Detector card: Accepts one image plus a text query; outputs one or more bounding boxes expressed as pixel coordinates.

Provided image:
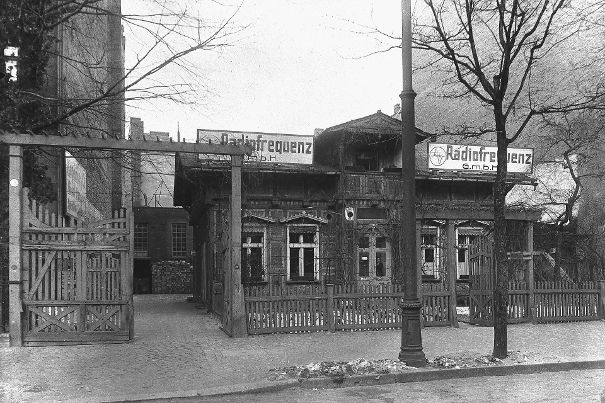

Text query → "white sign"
[428,143,533,173]
[197,130,314,164]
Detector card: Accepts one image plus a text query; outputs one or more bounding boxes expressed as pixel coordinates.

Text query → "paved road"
[1,295,604,402]
[189,369,605,403]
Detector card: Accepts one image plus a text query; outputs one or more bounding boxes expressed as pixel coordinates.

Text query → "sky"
[122,1,408,141]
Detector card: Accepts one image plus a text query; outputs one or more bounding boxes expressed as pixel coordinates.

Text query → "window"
[357,233,390,279]
[355,151,378,171]
[134,223,148,255]
[242,231,266,283]
[457,233,478,278]
[287,226,319,281]
[171,223,188,258]
[421,231,440,278]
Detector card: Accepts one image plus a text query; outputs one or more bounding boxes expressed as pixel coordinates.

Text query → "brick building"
[129,117,194,294]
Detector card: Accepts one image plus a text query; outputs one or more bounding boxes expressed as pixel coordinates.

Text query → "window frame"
[420,227,441,279]
[286,224,319,282]
[357,232,390,279]
[171,222,188,259]
[134,223,149,256]
[241,227,267,283]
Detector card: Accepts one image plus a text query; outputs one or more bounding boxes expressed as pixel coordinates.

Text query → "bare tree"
[352,0,605,357]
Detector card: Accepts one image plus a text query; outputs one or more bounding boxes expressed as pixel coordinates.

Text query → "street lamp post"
[398,0,426,367]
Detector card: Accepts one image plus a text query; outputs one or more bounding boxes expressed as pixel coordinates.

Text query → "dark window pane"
[376,251,386,277]
[424,248,435,263]
[303,248,314,278]
[249,248,263,280]
[251,234,263,243]
[359,252,369,277]
[289,247,300,278]
[302,233,314,243]
[458,248,466,263]
[376,237,386,248]
[289,233,300,243]
[422,234,436,245]
[358,236,369,248]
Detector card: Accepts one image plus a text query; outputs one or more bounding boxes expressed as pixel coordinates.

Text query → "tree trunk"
[492,104,509,359]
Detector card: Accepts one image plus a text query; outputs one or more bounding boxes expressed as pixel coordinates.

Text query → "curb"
[111,359,605,402]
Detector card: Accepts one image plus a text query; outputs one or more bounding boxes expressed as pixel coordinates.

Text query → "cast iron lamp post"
[398,0,426,367]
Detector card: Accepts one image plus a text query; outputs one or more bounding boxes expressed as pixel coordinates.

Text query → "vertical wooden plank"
[8,146,23,346]
[445,220,458,327]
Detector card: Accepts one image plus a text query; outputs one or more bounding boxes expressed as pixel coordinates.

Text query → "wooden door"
[468,236,494,326]
[20,195,133,346]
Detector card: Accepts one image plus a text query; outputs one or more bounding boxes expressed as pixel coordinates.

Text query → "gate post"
[527,222,536,324]
[8,145,23,347]
[224,155,246,337]
[445,220,459,327]
[598,280,605,318]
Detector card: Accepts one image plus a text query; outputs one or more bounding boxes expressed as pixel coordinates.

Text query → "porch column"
[8,145,23,346]
[225,155,246,337]
[445,220,459,327]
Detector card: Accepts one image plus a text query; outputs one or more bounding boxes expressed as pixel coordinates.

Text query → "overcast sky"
[123,1,409,140]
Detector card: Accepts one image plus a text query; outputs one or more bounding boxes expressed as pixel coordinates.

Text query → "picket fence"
[470,280,605,326]
[244,283,454,335]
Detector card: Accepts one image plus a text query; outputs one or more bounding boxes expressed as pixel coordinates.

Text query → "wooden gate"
[468,236,494,325]
[20,194,133,345]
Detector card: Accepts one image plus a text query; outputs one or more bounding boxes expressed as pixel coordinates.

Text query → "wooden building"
[174,111,539,314]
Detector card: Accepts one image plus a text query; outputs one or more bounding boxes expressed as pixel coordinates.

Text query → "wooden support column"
[445,220,459,327]
[8,145,23,346]
[527,222,536,324]
[225,155,246,337]
[416,220,423,301]
[599,280,605,318]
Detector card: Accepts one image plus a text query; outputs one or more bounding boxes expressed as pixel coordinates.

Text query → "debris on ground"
[268,358,415,380]
[428,350,531,369]
[268,351,533,380]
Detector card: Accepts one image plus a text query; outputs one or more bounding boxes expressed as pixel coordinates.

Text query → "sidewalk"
[1,294,604,402]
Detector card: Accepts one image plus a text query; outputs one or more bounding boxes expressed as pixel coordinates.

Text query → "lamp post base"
[399,299,426,367]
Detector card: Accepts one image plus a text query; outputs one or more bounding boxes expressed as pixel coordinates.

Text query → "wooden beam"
[445,220,459,328]
[0,131,253,155]
[226,155,246,337]
[527,222,536,324]
[8,145,23,346]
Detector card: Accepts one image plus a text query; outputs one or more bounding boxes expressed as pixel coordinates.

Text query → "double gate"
[20,193,133,345]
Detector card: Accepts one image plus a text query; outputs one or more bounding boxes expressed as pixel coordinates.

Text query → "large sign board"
[197,130,314,164]
[428,143,533,174]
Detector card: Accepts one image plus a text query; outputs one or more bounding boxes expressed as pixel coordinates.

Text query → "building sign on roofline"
[197,129,314,164]
[428,143,533,174]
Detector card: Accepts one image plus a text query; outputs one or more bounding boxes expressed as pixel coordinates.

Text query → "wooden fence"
[470,280,605,326]
[244,283,454,335]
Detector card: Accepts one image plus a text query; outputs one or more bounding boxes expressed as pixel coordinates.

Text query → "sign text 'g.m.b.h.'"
[197,129,314,164]
[428,143,533,173]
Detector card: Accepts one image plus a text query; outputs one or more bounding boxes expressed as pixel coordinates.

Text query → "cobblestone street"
[1,295,604,402]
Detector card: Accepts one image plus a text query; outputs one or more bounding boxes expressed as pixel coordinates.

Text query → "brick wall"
[152,261,192,294]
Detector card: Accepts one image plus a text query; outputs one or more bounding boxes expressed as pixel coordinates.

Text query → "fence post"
[327,284,335,332]
[527,222,536,324]
[8,145,23,347]
[445,220,459,327]
[599,280,605,318]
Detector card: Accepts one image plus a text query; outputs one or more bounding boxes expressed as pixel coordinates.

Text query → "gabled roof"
[243,213,276,223]
[317,111,429,143]
[280,212,328,224]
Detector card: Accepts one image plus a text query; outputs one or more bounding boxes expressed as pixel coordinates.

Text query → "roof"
[176,152,339,175]
[316,110,429,143]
